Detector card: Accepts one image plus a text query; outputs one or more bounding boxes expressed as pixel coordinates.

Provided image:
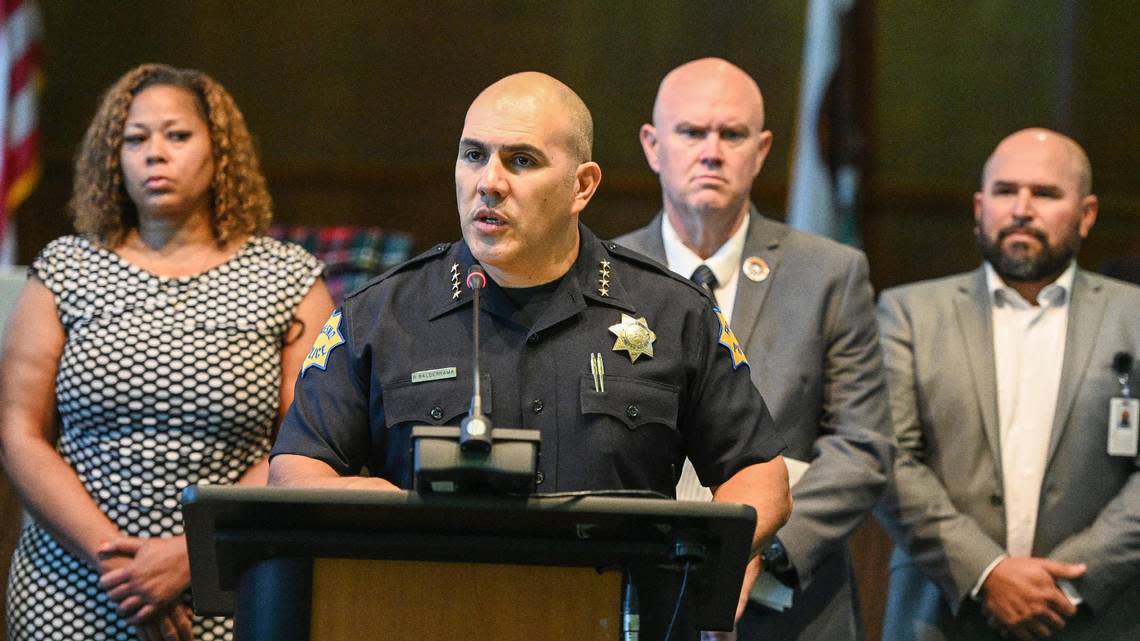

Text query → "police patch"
[713,307,748,370]
[302,310,346,377]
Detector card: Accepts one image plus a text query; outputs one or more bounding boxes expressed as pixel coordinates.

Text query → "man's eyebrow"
[991,180,1065,196]
[499,143,548,159]
[673,120,706,131]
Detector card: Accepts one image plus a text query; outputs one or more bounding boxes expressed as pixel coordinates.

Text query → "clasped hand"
[97,535,194,641]
[981,556,1086,640]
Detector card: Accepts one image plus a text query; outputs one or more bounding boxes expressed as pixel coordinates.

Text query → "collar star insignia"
[450,262,461,300]
[609,313,656,362]
[597,260,612,297]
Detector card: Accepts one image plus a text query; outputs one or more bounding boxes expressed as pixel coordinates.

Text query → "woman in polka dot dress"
[0,64,333,641]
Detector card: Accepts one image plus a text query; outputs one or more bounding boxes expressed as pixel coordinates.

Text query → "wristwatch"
[760,536,794,580]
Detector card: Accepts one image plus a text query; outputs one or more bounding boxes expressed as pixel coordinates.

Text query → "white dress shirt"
[662,213,749,501]
[662,212,749,324]
[972,262,1078,598]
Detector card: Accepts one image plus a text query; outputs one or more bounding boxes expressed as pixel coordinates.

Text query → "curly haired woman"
[1,63,333,641]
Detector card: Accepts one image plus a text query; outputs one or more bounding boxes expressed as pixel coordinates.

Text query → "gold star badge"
[609,313,656,362]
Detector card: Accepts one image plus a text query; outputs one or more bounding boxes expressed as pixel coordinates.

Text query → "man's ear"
[1078,194,1099,239]
[570,161,602,216]
[973,191,984,233]
[639,124,660,173]
[751,129,774,179]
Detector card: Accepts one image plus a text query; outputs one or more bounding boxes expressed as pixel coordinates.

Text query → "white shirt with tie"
[661,213,749,500]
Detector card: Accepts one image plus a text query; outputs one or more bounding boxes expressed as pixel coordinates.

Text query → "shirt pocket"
[580,374,679,431]
[382,372,493,428]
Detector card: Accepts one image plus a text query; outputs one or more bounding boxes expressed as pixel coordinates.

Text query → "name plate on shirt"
[1108,397,1139,456]
[412,367,457,384]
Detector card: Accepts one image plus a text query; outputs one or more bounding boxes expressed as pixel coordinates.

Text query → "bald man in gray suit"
[616,58,894,641]
[877,128,1140,641]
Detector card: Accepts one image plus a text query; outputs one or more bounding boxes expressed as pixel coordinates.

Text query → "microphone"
[460,265,493,452]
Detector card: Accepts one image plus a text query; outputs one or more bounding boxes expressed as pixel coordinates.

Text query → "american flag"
[0,0,43,263]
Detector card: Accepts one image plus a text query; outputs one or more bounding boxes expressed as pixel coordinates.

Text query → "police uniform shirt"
[272,224,785,494]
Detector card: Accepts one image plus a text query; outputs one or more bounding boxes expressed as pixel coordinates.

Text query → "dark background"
[2,2,1138,639]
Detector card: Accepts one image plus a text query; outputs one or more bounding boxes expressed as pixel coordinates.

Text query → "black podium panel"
[183,485,755,631]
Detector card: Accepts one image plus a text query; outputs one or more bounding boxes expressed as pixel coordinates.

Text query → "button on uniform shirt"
[662,214,749,501]
[272,223,786,495]
[986,261,1075,557]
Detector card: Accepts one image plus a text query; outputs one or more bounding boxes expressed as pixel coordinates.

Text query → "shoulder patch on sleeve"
[302,310,347,377]
[713,307,749,370]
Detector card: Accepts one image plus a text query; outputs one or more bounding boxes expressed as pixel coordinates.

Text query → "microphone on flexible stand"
[460,265,493,453]
[410,264,541,494]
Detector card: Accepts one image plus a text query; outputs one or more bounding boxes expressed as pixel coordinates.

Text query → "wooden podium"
[183,486,755,641]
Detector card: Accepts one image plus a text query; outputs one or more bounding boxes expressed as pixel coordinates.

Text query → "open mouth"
[475,210,506,226]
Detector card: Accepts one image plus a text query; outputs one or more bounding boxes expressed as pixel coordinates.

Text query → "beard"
[976,221,1079,283]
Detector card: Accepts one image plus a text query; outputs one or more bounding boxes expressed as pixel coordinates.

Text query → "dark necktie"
[677,264,720,502]
[690,264,718,297]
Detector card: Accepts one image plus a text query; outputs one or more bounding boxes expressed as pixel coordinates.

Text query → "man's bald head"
[974,127,1099,296]
[652,57,766,132]
[466,71,594,163]
[455,72,603,287]
[640,58,773,250]
[983,127,1093,198]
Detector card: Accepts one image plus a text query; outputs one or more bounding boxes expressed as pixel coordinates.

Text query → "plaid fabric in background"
[267,224,414,304]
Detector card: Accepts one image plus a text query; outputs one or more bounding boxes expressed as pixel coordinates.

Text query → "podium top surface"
[183,485,756,629]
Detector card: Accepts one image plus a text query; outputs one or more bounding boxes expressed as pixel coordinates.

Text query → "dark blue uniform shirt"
[272,224,785,495]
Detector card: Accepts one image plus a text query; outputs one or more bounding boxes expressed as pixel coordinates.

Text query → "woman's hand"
[97,535,192,623]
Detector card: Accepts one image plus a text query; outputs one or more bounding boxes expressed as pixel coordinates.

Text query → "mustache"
[997,221,1047,244]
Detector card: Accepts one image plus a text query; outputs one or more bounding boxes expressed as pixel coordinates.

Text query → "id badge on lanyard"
[1108,352,1139,457]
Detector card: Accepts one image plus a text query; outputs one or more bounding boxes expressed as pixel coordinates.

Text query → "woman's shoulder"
[35,234,100,258]
[245,235,321,267]
[30,235,105,277]
[235,235,325,289]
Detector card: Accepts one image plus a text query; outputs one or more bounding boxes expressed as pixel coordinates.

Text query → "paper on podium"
[749,456,810,611]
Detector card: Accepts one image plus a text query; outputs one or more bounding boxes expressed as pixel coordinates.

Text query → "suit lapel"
[633,212,668,263]
[1047,270,1106,464]
[954,268,1002,474]
[732,210,786,349]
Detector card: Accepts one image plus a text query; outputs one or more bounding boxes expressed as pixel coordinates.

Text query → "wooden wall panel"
[4,2,1139,640]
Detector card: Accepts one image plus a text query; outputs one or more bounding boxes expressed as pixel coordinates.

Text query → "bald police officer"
[268,72,792,636]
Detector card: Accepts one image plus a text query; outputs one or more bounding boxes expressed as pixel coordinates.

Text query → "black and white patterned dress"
[6,235,322,641]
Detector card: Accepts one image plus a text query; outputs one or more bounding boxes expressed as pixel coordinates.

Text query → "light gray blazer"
[877,267,1140,641]
[616,209,894,641]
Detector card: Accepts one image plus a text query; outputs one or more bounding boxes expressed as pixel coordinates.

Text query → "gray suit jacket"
[877,267,1140,641]
[616,209,894,641]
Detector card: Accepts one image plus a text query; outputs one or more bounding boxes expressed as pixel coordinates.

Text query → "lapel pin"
[743,256,770,283]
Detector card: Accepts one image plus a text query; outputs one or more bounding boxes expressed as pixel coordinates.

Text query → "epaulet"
[345,242,453,301]
[603,240,708,296]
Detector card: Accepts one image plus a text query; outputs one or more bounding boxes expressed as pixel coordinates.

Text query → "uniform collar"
[428,224,636,325]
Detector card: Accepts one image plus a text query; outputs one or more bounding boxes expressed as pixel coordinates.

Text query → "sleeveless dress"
[6,235,323,641]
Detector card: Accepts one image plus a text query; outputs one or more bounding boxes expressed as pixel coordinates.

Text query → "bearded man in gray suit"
[877,128,1140,641]
[616,58,894,640]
